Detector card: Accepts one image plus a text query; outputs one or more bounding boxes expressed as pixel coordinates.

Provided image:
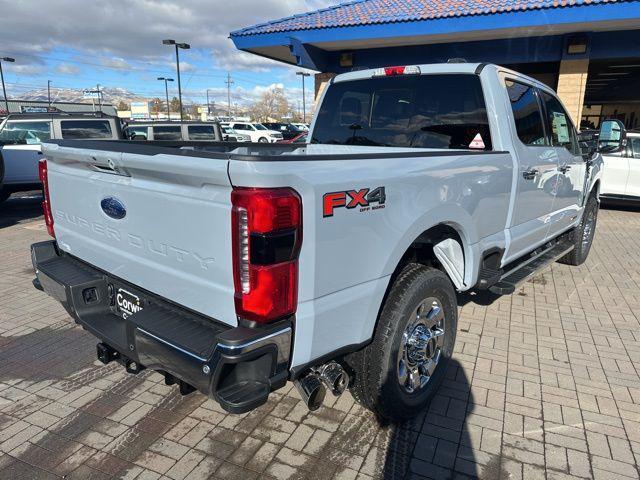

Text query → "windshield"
[312,73,492,150]
[254,124,267,130]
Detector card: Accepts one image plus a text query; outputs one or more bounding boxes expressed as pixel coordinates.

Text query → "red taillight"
[231,187,302,324]
[39,159,55,238]
[384,66,406,76]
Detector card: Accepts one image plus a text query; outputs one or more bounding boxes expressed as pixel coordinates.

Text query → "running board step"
[489,241,573,295]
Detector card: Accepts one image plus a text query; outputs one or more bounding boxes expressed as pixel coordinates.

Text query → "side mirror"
[598,119,627,153]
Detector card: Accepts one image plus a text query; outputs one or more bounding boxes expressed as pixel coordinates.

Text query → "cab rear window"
[312,73,492,150]
[60,120,113,139]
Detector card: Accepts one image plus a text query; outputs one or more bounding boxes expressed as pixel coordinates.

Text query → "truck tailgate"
[42,143,236,326]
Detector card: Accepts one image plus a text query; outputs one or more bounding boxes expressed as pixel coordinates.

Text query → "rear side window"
[60,120,113,139]
[505,80,546,146]
[152,126,182,140]
[540,92,580,155]
[124,126,148,140]
[0,121,51,144]
[312,73,492,150]
[188,125,216,140]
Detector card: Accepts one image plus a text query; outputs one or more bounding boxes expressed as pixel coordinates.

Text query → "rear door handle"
[522,168,538,180]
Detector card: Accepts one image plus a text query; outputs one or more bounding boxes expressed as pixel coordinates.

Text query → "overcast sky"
[0,0,337,106]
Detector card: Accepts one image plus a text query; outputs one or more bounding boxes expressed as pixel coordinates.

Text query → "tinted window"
[0,121,51,144]
[540,92,580,155]
[188,125,216,140]
[152,126,182,140]
[233,124,247,131]
[631,138,640,158]
[124,126,148,140]
[312,74,492,150]
[60,120,113,139]
[505,80,546,146]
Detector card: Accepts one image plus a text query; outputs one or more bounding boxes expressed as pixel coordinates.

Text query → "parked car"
[598,130,640,203]
[221,126,251,142]
[228,122,283,142]
[291,122,309,132]
[0,113,122,202]
[32,63,610,421]
[263,122,305,140]
[123,121,224,142]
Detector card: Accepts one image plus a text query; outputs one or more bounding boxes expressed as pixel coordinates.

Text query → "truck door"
[503,78,558,263]
[623,136,640,198]
[538,91,585,237]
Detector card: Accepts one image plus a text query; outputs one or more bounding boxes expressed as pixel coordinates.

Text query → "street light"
[296,71,311,123]
[162,39,190,121]
[157,77,174,120]
[206,89,213,117]
[0,57,15,113]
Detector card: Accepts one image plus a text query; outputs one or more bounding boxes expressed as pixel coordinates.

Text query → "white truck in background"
[31,63,620,421]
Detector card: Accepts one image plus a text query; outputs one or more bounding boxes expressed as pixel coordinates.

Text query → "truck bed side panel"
[228,151,513,366]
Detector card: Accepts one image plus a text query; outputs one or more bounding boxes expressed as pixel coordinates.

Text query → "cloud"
[0,0,338,73]
[55,63,80,75]
[101,57,131,70]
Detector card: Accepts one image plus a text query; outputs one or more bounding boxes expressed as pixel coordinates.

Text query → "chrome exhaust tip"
[317,361,349,396]
[295,373,326,411]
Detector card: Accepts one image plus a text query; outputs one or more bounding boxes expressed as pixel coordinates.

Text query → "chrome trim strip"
[137,327,208,362]
[216,327,292,351]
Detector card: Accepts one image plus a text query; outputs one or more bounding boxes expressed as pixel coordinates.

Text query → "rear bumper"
[31,240,291,414]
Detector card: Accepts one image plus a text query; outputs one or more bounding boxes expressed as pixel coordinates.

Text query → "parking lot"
[0,194,639,480]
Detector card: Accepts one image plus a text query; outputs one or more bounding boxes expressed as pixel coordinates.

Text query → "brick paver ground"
[1,192,640,479]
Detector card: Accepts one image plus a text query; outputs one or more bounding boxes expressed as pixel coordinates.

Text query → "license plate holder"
[115,287,144,319]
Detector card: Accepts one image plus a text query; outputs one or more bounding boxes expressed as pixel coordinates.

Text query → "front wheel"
[346,263,457,421]
[257,137,268,143]
[558,193,598,266]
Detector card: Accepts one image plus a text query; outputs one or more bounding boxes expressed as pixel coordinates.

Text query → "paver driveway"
[1,193,640,480]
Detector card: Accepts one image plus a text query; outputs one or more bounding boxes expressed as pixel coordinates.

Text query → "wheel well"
[391,224,464,288]
[592,179,600,198]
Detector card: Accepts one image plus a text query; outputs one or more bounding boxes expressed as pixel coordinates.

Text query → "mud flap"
[433,238,464,290]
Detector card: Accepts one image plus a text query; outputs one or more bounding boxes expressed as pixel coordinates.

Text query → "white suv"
[229,122,283,143]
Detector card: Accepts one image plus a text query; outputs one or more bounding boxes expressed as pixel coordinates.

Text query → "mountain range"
[15,87,149,106]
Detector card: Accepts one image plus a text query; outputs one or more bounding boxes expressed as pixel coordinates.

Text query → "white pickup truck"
[31,63,622,421]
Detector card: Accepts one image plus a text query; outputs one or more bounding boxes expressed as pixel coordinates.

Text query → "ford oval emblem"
[101,197,126,219]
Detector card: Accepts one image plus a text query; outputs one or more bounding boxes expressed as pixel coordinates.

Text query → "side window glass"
[0,121,51,144]
[152,126,182,140]
[631,138,640,159]
[505,80,547,146]
[540,92,580,155]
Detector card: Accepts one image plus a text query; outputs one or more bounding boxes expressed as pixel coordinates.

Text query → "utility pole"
[163,39,190,121]
[47,80,52,108]
[225,72,234,118]
[96,84,102,112]
[0,57,15,113]
[296,71,311,123]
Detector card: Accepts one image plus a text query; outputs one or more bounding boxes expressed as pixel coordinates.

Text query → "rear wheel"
[346,263,457,421]
[558,193,598,266]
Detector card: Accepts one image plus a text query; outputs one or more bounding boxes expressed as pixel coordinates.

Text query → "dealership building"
[231,0,640,129]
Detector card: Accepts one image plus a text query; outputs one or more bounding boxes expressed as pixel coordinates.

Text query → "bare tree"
[249,87,291,122]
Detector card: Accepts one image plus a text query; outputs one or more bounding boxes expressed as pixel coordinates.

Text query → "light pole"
[0,57,15,113]
[162,39,190,121]
[206,89,213,117]
[296,71,310,123]
[157,77,174,120]
[47,80,52,108]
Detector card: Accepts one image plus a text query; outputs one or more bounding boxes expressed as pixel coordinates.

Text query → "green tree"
[170,97,181,113]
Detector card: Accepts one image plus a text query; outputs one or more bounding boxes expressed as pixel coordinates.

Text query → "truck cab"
[123,121,225,142]
[0,113,122,202]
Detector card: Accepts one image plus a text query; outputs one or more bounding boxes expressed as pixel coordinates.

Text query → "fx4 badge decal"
[323,187,386,217]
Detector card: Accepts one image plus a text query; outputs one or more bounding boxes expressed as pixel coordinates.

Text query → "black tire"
[558,193,598,266]
[0,188,11,203]
[346,263,458,421]
[258,137,268,143]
